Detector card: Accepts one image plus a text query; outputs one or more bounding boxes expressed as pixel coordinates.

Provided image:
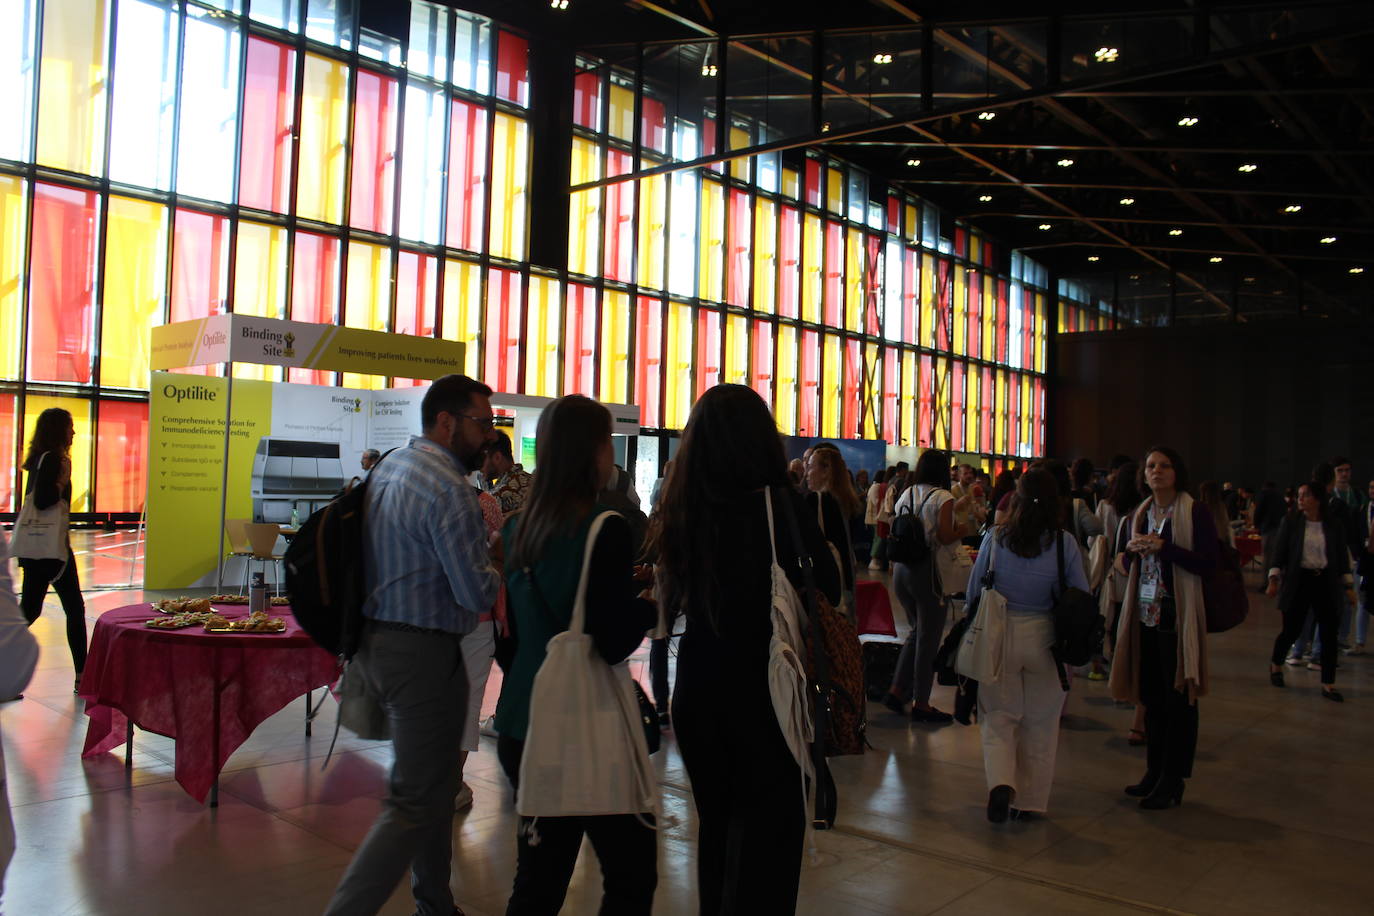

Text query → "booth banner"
[150,315,231,371]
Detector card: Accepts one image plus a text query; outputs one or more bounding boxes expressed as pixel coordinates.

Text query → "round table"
[79,602,339,805]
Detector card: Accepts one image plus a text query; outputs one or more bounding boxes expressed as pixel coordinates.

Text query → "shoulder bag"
[9,452,69,564]
[954,537,1008,684]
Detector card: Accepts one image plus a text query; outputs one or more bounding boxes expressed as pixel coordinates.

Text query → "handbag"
[1202,541,1250,633]
[955,538,1007,684]
[1051,531,1105,668]
[9,452,69,563]
[517,511,657,820]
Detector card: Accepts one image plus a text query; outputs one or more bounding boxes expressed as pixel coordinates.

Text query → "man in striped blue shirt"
[327,374,500,916]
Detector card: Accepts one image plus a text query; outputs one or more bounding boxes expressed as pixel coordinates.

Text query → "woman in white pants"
[964,468,1090,822]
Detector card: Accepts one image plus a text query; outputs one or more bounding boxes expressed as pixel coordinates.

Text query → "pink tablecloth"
[80,603,339,803]
[1235,535,1263,566]
[855,580,897,637]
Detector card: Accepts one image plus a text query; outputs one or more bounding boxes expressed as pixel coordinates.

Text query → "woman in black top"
[804,446,859,600]
[650,385,840,916]
[17,408,87,692]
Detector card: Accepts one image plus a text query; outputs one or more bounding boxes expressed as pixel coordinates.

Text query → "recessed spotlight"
[1119,197,1136,205]
[1088,255,1100,262]
[700,64,717,77]
[977,111,996,121]
[1320,236,1337,244]
[1178,116,1199,127]
[549,0,570,9]
[1169,228,1184,236]
[1056,158,1074,167]
[978,194,993,202]
[1352,267,1366,275]
[1038,223,1052,230]
[1094,47,1120,63]
[1283,204,1302,213]
[906,158,921,167]
[872,53,893,64]
[820,121,831,133]
[1238,163,1258,173]
[1210,256,1224,263]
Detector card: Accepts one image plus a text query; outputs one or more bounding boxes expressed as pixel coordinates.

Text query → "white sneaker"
[479,715,498,738]
[868,559,884,571]
[1307,660,1322,671]
[1284,656,1304,667]
[1346,644,1365,656]
[454,782,474,811]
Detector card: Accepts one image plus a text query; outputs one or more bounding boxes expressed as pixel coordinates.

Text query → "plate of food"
[208,595,291,606]
[152,596,213,615]
[145,613,204,629]
[205,611,287,634]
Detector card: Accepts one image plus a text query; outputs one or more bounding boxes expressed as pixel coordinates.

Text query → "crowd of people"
[4,380,1370,916]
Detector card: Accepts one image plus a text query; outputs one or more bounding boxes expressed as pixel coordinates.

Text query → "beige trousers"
[976,614,1063,813]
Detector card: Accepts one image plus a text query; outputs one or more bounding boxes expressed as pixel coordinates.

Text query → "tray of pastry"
[145,611,216,629]
[209,594,290,606]
[203,611,287,634]
[152,596,213,615]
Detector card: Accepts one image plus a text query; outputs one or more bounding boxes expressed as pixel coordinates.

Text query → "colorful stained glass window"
[170,209,229,325]
[0,176,26,381]
[22,394,92,511]
[600,290,631,405]
[36,0,107,176]
[101,196,168,389]
[441,259,482,380]
[297,53,348,224]
[635,296,664,427]
[28,183,99,385]
[239,37,295,213]
[290,232,340,385]
[568,138,601,277]
[485,267,522,393]
[351,70,399,234]
[563,282,597,396]
[489,113,529,260]
[447,100,489,252]
[524,275,561,398]
[95,399,148,513]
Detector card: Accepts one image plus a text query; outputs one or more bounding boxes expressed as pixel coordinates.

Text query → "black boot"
[1139,779,1185,810]
[1124,773,1159,797]
[987,785,1013,823]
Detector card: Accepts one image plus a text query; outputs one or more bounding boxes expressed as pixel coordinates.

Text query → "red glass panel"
[604,151,634,281]
[935,258,953,351]
[171,209,228,323]
[865,235,882,336]
[886,197,901,235]
[95,399,148,513]
[967,271,981,360]
[823,221,842,327]
[1022,288,1035,369]
[351,70,398,234]
[882,346,898,445]
[751,320,773,404]
[573,70,600,129]
[0,393,14,511]
[563,282,597,396]
[701,117,721,173]
[239,38,295,213]
[28,183,98,384]
[843,338,860,439]
[798,329,819,436]
[996,279,1009,363]
[726,189,750,307]
[289,231,340,384]
[1034,378,1045,456]
[981,366,994,453]
[495,31,529,106]
[954,227,967,259]
[642,96,667,153]
[804,159,821,207]
[446,100,488,252]
[392,251,437,388]
[695,307,721,399]
[635,296,662,427]
[778,206,799,319]
[485,268,521,394]
[918,354,934,448]
[1007,373,1021,455]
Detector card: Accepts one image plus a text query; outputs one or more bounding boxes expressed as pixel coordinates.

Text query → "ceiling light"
[978,194,993,202]
[1177,116,1199,127]
[700,63,717,77]
[977,111,996,121]
[1168,228,1183,236]
[1088,256,1100,262]
[550,0,570,9]
[1320,236,1337,244]
[1283,204,1302,213]
[1238,163,1258,173]
[1038,223,1052,230]
[906,158,921,167]
[1210,256,1224,263]
[1119,197,1136,205]
[1352,267,1366,275]
[1094,47,1120,63]
[872,53,893,64]
[1057,158,1074,167]
[820,121,831,133]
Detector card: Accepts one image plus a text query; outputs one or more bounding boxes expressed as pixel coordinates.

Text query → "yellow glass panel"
[101,197,167,389]
[1021,376,1033,452]
[826,167,843,215]
[728,127,750,181]
[774,324,797,435]
[664,302,693,429]
[845,228,864,332]
[36,0,107,175]
[801,213,822,323]
[298,54,349,225]
[900,350,918,447]
[567,137,601,276]
[753,198,776,314]
[490,113,529,260]
[863,341,879,439]
[921,252,937,348]
[608,84,633,141]
[0,176,26,380]
[984,282,996,359]
[341,241,391,389]
[952,265,966,354]
[965,366,980,452]
[1034,293,1048,372]
[724,313,748,386]
[23,394,92,512]
[934,356,951,449]
[232,222,287,381]
[524,275,561,398]
[698,180,724,302]
[905,204,918,242]
[821,334,842,438]
[600,290,630,404]
[441,259,482,379]
[969,234,980,263]
[636,175,666,291]
[781,167,800,200]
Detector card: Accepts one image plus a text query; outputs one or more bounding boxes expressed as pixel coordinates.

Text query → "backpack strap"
[1051,530,1071,691]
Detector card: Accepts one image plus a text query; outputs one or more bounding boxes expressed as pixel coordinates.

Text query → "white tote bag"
[517,511,657,821]
[955,538,1007,684]
[8,453,69,563]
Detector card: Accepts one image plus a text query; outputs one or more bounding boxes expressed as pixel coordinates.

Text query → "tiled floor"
[3,551,1371,915]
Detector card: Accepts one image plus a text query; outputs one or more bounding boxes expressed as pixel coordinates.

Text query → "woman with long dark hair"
[806,446,860,608]
[494,395,659,914]
[16,408,87,693]
[1109,446,1217,810]
[1267,480,1352,702]
[650,384,839,915]
[966,469,1090,822]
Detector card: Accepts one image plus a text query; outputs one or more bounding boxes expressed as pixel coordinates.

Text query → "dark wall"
[1051,320,1374,490]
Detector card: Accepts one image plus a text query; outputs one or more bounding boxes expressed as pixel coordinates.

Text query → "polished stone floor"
[3,543,1371,915]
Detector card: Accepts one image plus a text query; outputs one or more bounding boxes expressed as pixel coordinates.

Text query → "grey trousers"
[890,559,948,706]
[325,626,470,916]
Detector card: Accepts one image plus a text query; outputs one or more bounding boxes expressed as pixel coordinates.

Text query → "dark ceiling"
[467,0,1374,322]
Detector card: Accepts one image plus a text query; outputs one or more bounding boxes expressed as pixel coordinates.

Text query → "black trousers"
[672,681,805,916]
[1271,573,1340,685]
[19,551,87,673]
[649,636,672,712]
[496,736,657,916]
[1138,625,1198,787]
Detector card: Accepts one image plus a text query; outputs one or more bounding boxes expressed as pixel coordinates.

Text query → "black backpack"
[887,488,939,566]
[1051,530,1104,668]
[284,452,389,660]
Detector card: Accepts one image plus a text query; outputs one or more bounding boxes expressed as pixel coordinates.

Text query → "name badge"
[1139,579,1159,603]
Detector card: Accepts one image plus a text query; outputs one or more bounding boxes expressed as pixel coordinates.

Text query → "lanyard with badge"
[1138,502,1174,626]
